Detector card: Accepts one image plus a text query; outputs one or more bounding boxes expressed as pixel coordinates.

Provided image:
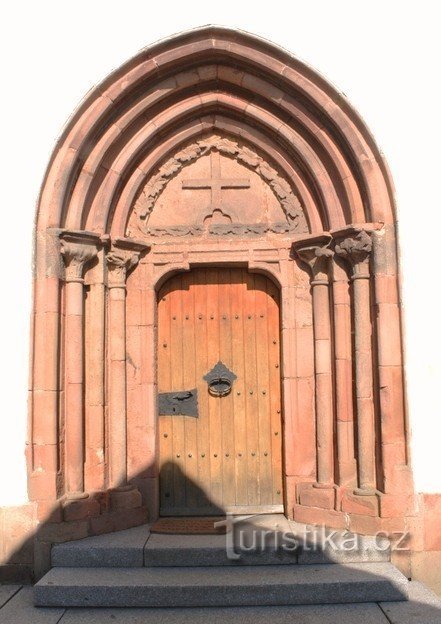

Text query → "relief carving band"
[127,134,308,239]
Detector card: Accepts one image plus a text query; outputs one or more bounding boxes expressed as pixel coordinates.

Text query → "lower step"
[34,562,409,608]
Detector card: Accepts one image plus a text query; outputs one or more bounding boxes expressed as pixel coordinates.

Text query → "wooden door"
[157,268,283,515]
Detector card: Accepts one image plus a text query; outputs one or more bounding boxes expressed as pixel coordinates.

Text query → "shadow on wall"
[0,462,430,601]
[2,462,441,619]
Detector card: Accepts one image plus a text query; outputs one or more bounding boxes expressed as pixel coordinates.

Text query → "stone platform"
[0,516,439,621]
[50,515,391,568]
[33,516,407,609]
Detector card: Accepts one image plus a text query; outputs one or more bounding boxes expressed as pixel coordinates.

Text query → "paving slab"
[0,586,21,609]
[52,525,150,567]
[380,581,441,624]
[0,587,64,624]
[59,603,389,623]
[34,562,409,608]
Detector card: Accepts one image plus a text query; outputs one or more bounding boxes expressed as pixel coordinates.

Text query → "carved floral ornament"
[58,231,150,286]
[293,227,377,281]
[293,234,334,283]
[128,135,308,237]
[106,249,140,287]
[334,229,373,279]
[60,231,100,282]
[106,239,150,288]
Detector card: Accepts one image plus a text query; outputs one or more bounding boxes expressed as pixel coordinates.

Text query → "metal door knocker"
[203,361,237,397]
[208,376,232,397]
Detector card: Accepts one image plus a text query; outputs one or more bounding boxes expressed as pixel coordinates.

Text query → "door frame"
[148,255,294,521]
[155,265,285,517]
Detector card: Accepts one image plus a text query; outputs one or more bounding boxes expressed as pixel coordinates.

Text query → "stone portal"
[24,27,412,579]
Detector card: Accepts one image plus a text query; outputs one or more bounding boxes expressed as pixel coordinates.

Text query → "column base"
[110,485,142,511]
[62,494,101,522]
[341,490,379,516]
[111,484,137,493]
[293,503,346,529]
[298,482,336,510]
[313,482,335,490]
[353,486,377,496]
[64,491,89,501]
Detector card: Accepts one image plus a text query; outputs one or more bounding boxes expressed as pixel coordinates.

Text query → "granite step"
[34,562,409,608]
[51,525,149,568]
[51,519,391,568]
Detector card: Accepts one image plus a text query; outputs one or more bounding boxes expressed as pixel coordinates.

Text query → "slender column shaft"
[332,261,356,485]
[293,234,334,488]
[335,228,376,494]
[85,276,106,491]
[311,279,334,485]
[64,280,86,493]
[352,272,376,491]
[60,232,99,497]
[107,283,128,488]
[106,239,148,490]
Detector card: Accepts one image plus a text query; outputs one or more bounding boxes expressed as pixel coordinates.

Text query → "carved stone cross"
[182,150,250,210]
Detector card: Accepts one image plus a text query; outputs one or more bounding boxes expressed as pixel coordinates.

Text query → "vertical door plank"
[205,269,223,509]
[157,283,173,512]
[193,269,211,510]
[218,269,235,507]
[267,278,284,506]
[243,272,260,505]
[181,272,199,509]
[254,273,273,505]
[231,269,248,506]
[169,276,186,511]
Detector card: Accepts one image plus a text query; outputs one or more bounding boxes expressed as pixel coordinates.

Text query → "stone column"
[60,231,100,497]
[334,227,376,495]
[332,258,357,486]
[84,248,106,492]
[294,235,335,493]
[106,239,149,491]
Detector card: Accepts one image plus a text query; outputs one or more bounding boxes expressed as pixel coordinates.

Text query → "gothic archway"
[30,26,411,535]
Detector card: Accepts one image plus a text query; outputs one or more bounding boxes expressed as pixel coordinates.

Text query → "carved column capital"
[60,231,101,283]
[333,227,373,279]
[106,238,149,288]
[293,234,334,284]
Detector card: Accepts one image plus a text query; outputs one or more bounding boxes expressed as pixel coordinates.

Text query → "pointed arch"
[29,28,410,545]
[36,26,395,235]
